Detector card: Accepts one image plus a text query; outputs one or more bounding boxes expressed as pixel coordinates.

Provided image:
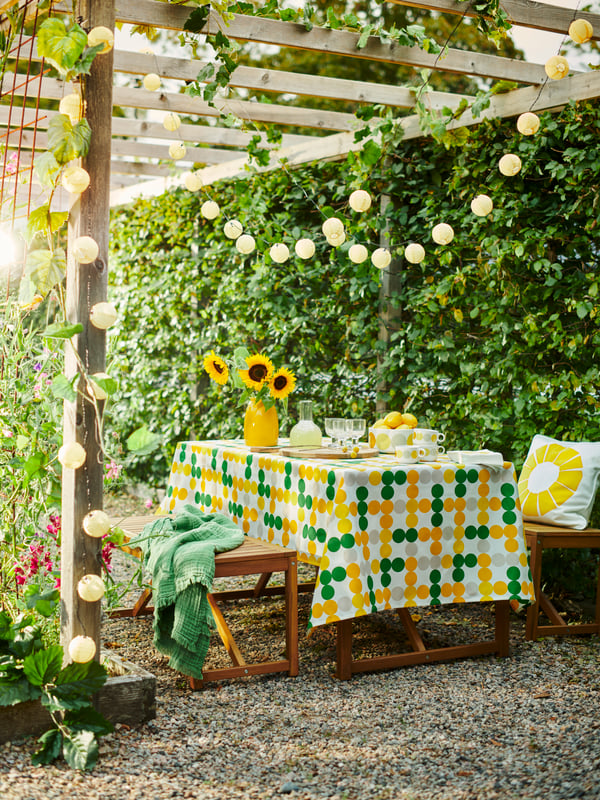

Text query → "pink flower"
[105,460,122,481]
[6,152,18,176]
[144,498,153,509]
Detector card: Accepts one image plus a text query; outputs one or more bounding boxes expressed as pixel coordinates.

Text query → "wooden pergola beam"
[110,67,600,206]
[387,0,600,40]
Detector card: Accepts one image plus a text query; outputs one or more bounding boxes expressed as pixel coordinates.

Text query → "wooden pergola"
[2,0,600,660]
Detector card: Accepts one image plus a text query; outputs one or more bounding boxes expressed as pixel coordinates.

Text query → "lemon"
[401,412,418,428]
[372,419,388,428]
[384,411,403,429]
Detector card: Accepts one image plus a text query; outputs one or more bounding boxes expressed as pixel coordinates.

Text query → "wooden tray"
[279,446,379,459]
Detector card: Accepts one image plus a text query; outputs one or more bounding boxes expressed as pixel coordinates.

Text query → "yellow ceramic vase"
[244,400,279,447]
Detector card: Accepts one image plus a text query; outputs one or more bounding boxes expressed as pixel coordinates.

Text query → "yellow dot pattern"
[162,440,533,628]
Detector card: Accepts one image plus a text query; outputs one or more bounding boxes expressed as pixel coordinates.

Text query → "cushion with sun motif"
[518,435,600,530]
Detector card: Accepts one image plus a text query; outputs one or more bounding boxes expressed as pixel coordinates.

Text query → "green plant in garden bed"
[0,597,112,770]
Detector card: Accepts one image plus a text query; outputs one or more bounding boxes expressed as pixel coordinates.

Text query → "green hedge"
[107,99,600,493]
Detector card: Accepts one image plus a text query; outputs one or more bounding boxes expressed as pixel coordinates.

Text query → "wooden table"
[162,440,534,678]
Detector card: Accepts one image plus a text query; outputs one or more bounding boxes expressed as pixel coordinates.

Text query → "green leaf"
[42,322,83,340]
[25,205,68,245]
[183,5,210,33]
[22,248,66,299]
[32,728,63,766]
[21,452,46,482]
[126,425,161,455]
[55,658,108,696]
[0,676,42,707]
[47,115,91,163]
[51,373,78,402]
[64,706,114,736]
[357,23,373,49]
[360,139,382,166]
[89,373,118,398]
[34,151,61,188]
[23,644,63,686]
[37,18,87,76]
[63,729,99,771]
[74,43,104,76]
[23,585,61,618]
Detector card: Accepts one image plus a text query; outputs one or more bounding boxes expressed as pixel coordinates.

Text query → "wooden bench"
[524,522,600,641]
[109,515,299,688]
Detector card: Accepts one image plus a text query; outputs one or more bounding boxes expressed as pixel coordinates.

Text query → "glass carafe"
[289,400,322,447]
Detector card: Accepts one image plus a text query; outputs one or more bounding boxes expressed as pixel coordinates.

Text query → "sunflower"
[203,351,229,385]
[238,353,274,391]
[269,367,296,400]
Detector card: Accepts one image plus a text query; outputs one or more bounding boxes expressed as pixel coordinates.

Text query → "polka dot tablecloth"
[162,440,534,629]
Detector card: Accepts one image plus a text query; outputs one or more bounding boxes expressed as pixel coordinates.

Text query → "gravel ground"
[1,493,599,800]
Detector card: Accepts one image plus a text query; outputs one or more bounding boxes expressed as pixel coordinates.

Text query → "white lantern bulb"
[348,243,368,263]
[404,243,425,264]
[471,194,494,217]
[322,217,344,238]
[72,236,99,264]
[58,442,86,469]
[223,220,243,240]
[517,112,540,136]
[168,142,186,160]
[163,113,181,132]
[236,234,255,254]
[270,243,289,263]
[348,189,372,212]
[371,248,391,269]
[184,172,202,192]
[83,509,112,538]
[77,574,105,602]
[90,301,118,330]
[431,223,454,246]
[498,154,522,177]
[61,166,90,194]
[68,635,96,663]
[87,26,114,54]
[143,73,161,91]
[201,200,220,220]
[294,238,315,259]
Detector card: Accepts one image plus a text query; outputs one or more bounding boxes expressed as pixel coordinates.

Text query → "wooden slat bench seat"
[109,515,299,687]
[524,522,600,641]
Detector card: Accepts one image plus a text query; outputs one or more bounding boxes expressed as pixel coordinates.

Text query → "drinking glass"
[349,418,366,447]
[325,417,345,448]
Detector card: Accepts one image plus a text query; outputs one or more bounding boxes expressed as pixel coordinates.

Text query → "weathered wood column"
[61,0,115,658]
[376,193,403,415]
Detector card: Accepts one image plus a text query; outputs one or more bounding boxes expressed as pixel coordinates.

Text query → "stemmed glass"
[325,417,345,448]
[346,418,366,449]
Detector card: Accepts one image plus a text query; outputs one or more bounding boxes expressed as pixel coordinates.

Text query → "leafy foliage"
[108,100,600,500]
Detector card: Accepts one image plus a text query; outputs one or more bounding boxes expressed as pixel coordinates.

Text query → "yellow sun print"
[518,443,583,517]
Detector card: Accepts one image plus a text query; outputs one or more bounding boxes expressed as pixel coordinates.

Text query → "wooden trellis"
[2,0,600,658]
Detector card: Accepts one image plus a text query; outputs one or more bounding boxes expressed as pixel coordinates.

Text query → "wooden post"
[60,0,115,659]
[376,193,403,415]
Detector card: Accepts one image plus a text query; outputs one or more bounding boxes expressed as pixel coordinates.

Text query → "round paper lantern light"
[326,231,346,247]
[201,200,220,220]
[77,574,105,602]
[87,26,114,53]
[545,55,570,80]
[471,194,494,217]
[349,189,372,212]
[404,243,425,264]
[517,112,540,136]
[83,509,111,538]
[143,73,161,91]
[295,238,315,259]
[236,234,255,254]
[73,236,99,264]
[371,248,391,269]
[90,301,118,330]
[184,172,202,192]
[348,244,368,263]
[168,142,186,159]
[498,153,522,177]
[163,112,181,132]
[58,442,86,469]
[59,93,83,124]
[68,635,96,663]
[431,223,454,245]
[569,18,593,43]
[61,166,90,194]
[322,217,344,238]
[224,220,243,240]
[270,243,289,263]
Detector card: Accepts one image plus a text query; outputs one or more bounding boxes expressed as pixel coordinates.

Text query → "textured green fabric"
[129,505,245,680]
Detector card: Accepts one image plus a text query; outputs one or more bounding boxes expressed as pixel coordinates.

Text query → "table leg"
[494,600,510,658]
[335,619,353,680]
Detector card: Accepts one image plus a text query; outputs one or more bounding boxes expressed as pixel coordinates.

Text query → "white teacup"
[395,445,426,463]
[413,428,445,445]
[419,444,446,461]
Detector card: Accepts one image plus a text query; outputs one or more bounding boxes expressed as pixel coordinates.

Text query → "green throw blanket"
[129,505,245,680]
